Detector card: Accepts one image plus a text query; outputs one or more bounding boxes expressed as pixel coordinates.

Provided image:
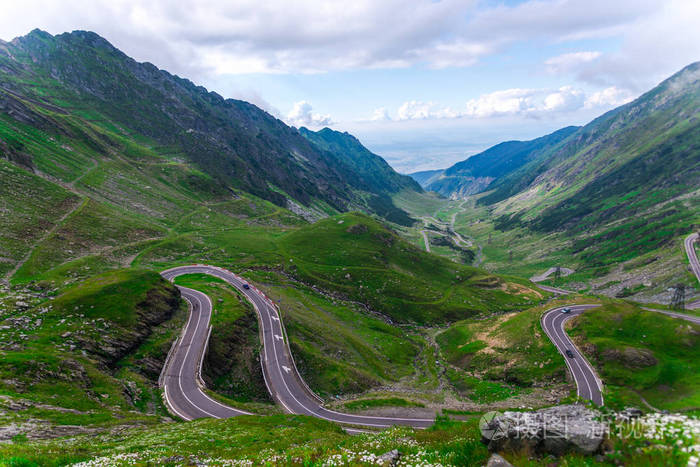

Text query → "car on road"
[561,307,572,314]
[565,349,575,358]
[242,283,250,290]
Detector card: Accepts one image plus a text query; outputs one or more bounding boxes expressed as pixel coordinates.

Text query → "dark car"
[561,307,572,314]
[565,349,575,358]
[242,283,250,290]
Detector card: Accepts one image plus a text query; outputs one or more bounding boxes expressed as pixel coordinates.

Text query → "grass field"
[405,192,700,305]
[570,302,700,412]
[278,212,542,325]
[1,411,694,466]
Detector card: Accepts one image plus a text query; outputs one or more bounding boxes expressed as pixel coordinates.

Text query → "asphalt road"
[159,285,251,421]
[536,284,573,295]
[541,305,605,406]
[641,306,700,325]
[420,230,431,252]
[687,232,700,284]
[639,232,700,321]
[160,265,435,428]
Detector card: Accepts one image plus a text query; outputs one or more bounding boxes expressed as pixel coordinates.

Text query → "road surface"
[160,253,700,425]
[536,284,574,295]
[686,233,700,309]
[541,305,604,406]
[531,267,574,283]
[159,285,252,421]
[541,301,700,407]
[160,265,435,428]
[641,306,700,325]
[420,230,431,252]
[686,232,700,284]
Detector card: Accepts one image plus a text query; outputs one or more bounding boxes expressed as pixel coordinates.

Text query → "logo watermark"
[479,411,503,438]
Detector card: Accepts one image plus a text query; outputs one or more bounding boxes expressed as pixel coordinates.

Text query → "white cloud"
[397,101,461,120]
[464,88,537,118]
[370,107,391,121]
[584,86,634,108]
[0,0,681,78]
[543,86,586,111]
[286,101,333,127]
[559,0,700,91]
[545,51,602,74]
[391,85,629,121]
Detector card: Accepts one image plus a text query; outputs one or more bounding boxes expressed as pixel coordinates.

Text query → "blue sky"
[1,0,698,172]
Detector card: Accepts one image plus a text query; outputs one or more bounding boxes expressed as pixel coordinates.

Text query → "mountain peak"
[61,30,117,50]
[27,28,52,39]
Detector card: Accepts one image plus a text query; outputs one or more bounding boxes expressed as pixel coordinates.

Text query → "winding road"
[160,265,434,428]
[686,232,700,284]
[541,305,604,406]
[686,233,700,309]
[158,232,700,422]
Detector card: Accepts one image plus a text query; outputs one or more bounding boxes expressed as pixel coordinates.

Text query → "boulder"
[377,449,401,466]
[486,453,514,467]
[482,404,606,456]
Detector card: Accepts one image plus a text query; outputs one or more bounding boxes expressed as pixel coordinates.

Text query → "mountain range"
[410,126,579,198]
[413,63,699,224]
[412,62,699,275]
[0,29,419,221]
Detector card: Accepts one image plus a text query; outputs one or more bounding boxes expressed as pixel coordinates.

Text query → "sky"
[1,0,699,173]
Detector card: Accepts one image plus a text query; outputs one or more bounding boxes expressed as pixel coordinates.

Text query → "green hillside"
[0,29,420,215]
[0,32,550,433]
[279,212,542,324]
[0,269,183,432]
[300,127,421,225]
[2,26,698,467]
[571,303,700,411]
[408,63,700,303]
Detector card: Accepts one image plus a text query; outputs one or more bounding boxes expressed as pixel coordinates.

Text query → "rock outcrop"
[482,404,606,456]
[486,453,514,467]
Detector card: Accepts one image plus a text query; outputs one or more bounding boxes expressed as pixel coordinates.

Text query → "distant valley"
[410,62,699,305]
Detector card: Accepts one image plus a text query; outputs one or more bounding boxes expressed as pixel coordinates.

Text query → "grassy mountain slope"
[571,303,700,411]
[300,127,421,195]
[418,63,700,303]
[483,62,700,217]
[408,168,444,187]
[0,158,80,277]
[0,269,183,437]
[279,212,542,324]
[0,47,548,430]
[0,29,419,214]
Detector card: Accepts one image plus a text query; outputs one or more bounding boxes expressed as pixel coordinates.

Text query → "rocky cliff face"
[73,282,181,373]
